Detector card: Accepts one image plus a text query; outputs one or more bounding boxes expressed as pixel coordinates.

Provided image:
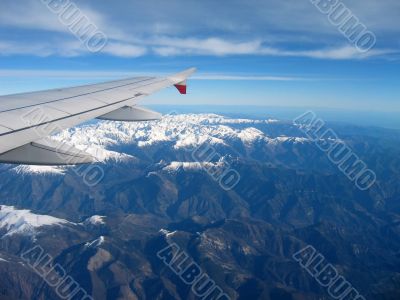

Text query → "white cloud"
[0,40,86,57]
[102,42,147,57]
[152,37,262,56]
[0,69,304,81]
[193,74,301,81]
[286,46,394,60]
[259,45,395,60]
[0,39,146,58]
[151,38,394,60]
[0,0,66,33]
[0,36,394,60]
[0,0,397,59]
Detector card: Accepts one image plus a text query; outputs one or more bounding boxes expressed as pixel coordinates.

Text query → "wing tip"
[174,84,187,94]
[171,67,196,94]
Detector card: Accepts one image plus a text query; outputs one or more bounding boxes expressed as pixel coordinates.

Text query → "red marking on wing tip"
[174,84,187,94]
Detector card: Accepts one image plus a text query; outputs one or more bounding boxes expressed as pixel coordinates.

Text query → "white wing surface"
[0,68,196,165]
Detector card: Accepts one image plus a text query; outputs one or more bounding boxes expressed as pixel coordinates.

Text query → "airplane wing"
[0,68,196,165]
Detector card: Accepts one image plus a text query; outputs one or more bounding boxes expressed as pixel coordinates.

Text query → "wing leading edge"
[0,68,196,165]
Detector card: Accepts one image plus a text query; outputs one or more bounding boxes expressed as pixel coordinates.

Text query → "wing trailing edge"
[0,67,196,165]
[97,106,162,122]
[0,138,95,165]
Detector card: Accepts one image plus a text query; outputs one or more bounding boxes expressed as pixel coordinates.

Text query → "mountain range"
[0,113,399,300]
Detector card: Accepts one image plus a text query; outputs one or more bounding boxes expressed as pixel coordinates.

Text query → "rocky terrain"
[0,114,399,300]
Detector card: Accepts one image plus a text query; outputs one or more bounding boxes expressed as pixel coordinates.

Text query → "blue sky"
[0,0,399,112]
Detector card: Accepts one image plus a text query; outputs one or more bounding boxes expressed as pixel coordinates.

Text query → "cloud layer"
[0,0,398,59]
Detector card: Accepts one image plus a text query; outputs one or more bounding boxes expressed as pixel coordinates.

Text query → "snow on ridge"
[238,128,265,144]
[163,161,219,172]
[85,236,105,248]
[53,127,134,163]
[267,136,310,145]
[205,116,278,125]
[84,215,106,226]
[11,165,65,175]
[52,114,267,152]
[54,114,311,153]
[159,229,177,238]
[0,205,70,236]
[7,114,312,177]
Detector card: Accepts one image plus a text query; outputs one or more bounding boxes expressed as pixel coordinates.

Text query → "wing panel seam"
[0,83,165,138]
[0,77,157,114]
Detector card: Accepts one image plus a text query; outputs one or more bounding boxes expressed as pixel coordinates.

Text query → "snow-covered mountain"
[0,205,69,236]
[52,113,291,152]
[1,113,399,299]
[6,114,312,175]
[53,113,273,151]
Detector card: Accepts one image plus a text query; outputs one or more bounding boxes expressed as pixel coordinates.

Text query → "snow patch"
[0,206,69,236]
[11,114,312,176]
[85,236,105,248]
[267,136,310,145]
[238,128,265,144]
[163,161,216,172]
[48,114,284,155]
[11,165,65,175]
[159,229,177,238]
[85,215,106,225]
